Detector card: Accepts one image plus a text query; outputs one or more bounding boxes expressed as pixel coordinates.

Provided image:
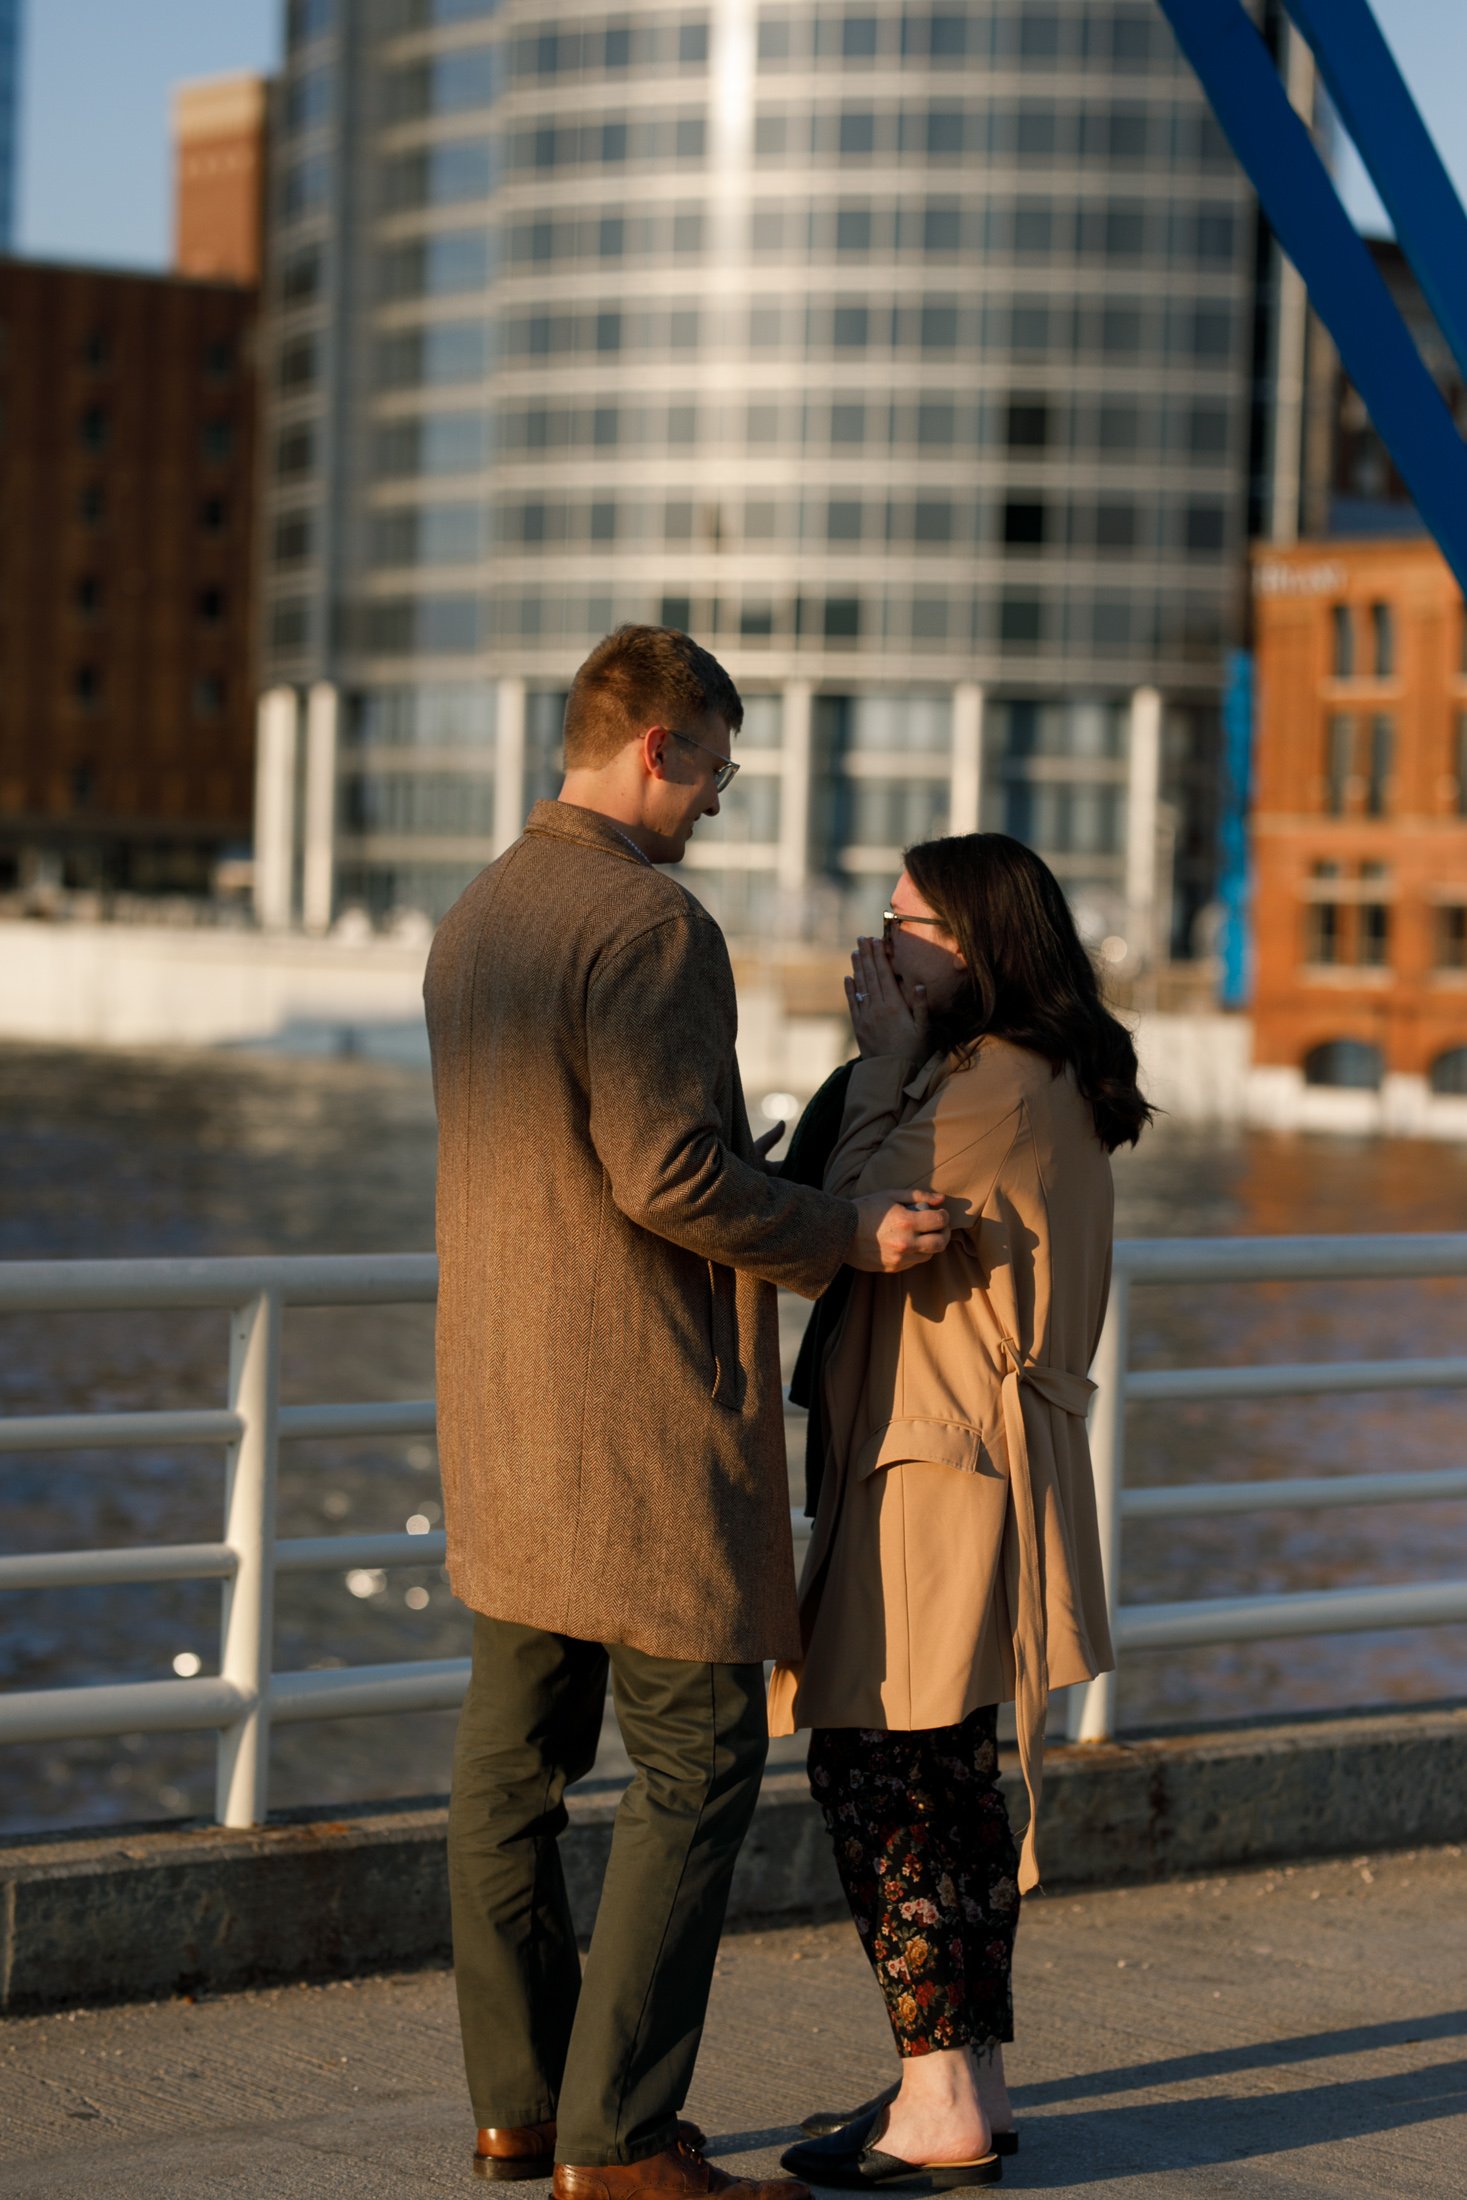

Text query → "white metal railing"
[1068,1232,1467,1742]
[2,1238,1467,1824]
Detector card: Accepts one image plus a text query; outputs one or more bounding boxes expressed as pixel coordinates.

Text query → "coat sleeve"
[586,909,856,1298]
[824,1055,1023,1226]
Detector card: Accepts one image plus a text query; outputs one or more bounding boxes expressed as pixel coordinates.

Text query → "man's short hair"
[562,625,743,771]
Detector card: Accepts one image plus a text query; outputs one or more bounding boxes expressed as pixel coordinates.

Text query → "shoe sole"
[472,2156,554,2181]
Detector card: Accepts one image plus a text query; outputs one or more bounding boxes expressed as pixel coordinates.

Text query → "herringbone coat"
[424,800,856,1664]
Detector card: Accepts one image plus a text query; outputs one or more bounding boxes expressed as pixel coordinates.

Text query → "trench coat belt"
[997,1336,1097,1897]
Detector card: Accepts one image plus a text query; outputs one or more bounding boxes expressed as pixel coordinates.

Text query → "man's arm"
[585,911,949,1293]
[585,910,856,1297]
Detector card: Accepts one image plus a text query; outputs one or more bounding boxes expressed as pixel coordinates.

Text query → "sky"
[8,0,1466,269]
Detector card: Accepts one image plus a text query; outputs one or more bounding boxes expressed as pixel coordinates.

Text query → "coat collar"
[523,799,654,868]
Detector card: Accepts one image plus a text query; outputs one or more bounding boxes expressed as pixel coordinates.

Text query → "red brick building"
[1249,538,1467,1126]
[0,74,266,900]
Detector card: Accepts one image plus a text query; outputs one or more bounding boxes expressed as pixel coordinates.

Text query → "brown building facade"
[0,258,258,895]
[172,74,269,288]
[1249,538,1467,1126]
[0,73,268,901]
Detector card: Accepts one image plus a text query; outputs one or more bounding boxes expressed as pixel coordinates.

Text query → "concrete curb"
[3,1706,1464,2014]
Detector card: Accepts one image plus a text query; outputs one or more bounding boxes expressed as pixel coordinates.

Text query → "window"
[288,0,331,43]
[379,321,489,389]
[1365,715,1393,816]
[1096,502,1137,550]
[73,665,101,710]
[838,111,875,157]
[273,512,313,563]
[78,484,105,524]
[1331,603,1356,677]
[282,246,322,301]
[1305,900,1339,965]
[203,419,236,462]
[1370,601,1396,677]
[81,328,110,370]
[271,600,309,652]
[1006,399,1049,450]
[74,575,102,615]
[827,498,863,542]
[200,495,228,533]
[1097,402,1140,452]
[286,64,331,130]
[916,399,954,447]
[1303,1041,1382,1090]
[375,411,490,478]
[363,596,484,655]
[836,207,872,254]
[1430,1046,1467,1095]
[382,230,493,298]
[278,336,318,390]
[194,674,226,719]
[283,155,329,217]
[824,598,862,641]
[913,498,953,544]
[1000,595,1042,645]
[1359,900,1390,967]
[1003,500,1047,548]
[79,405,108,452]
[197,586,226,625]
[1184,501,1226,553]
[923,202,961,253]
[1325,715,1353,814]
[275,426,315,477]
[1457,714,1467,816]
[1433,909,1467,971]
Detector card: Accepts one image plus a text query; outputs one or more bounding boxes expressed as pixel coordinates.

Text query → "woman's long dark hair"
[904,832,1152,1152]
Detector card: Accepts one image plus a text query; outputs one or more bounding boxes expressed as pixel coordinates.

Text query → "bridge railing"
[2,1238,1466,1824]
[1068,1232,1467,1742]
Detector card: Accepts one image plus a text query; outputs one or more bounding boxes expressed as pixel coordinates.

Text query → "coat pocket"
[852,1415,1003,1481]
[706,1259,744,1411]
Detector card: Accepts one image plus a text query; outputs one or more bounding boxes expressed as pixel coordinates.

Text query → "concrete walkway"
[2,1845,1463,2199]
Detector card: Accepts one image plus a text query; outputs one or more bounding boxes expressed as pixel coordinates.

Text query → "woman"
[771,833,1150,2189]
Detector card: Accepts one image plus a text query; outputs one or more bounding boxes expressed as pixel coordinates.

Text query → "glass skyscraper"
[256,0,1277,960]
[0,0,20,250]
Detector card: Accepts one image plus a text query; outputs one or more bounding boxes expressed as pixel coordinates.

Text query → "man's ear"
[640,725,670,780]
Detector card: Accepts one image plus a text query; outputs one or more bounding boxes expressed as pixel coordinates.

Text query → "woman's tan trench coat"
[768,1036,1116,1891]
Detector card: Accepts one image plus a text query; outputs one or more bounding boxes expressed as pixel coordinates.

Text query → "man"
[424,626,950,2200]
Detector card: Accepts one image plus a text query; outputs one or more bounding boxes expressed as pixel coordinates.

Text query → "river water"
[1,1042,1465,1837]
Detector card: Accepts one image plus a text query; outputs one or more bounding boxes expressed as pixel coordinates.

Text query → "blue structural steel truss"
[1157,0,1467,599]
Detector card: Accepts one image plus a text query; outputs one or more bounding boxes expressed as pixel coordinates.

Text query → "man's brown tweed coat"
[423,800,857,1664]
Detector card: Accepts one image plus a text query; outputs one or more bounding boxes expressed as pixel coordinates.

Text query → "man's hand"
[848,1189,950,1272]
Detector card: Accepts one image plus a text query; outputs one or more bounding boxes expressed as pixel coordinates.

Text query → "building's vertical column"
[253,686,299,930]
[949,681,984,835]
[301,680,339,935]
[1267,25,1317,544]
[493,675,527,855]
[1126,687,1163,968]
[779,679,812,893]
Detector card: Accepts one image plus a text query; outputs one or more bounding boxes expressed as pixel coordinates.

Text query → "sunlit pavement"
[2,1845,1463,2198]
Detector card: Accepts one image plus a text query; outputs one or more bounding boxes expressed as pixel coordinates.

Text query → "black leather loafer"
[782,2113,1002,2189]
[798,2091,1018,2159]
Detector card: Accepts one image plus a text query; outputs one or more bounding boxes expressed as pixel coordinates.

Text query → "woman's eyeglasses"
[882,908,947,946]
[668,729,739,793]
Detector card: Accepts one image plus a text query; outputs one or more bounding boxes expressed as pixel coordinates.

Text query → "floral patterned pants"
[808,1707,1020,2056]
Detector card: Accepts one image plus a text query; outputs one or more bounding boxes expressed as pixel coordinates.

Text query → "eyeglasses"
[882,907,947,945]
[668,728,739,793]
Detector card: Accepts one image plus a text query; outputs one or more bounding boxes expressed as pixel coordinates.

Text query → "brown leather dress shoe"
[474,2122,556,2181]
[476,2120,709,2182]
[553,2134,809,2200]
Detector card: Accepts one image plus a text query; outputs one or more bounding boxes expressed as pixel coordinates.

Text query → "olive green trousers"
[448,1613,768,2167]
